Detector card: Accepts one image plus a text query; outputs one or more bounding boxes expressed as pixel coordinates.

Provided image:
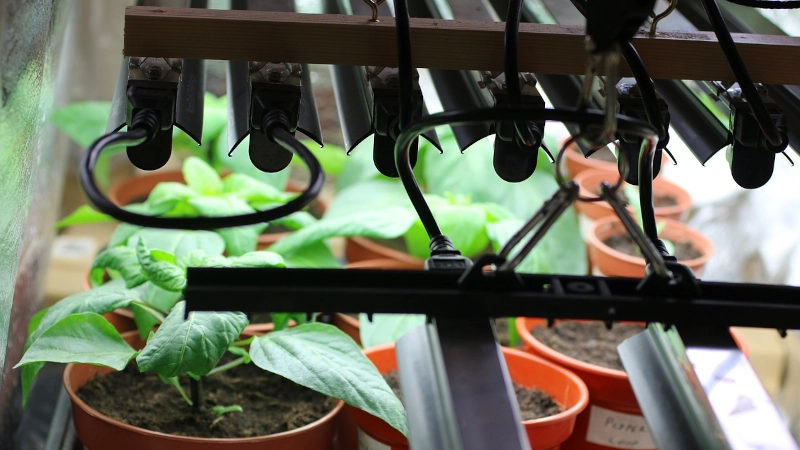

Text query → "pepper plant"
[15,239,407,435]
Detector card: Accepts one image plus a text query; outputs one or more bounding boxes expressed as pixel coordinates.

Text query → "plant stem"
[230,336,254,347]
[190,377,205,412]
[171,378,193,406]
[206,357,246,376]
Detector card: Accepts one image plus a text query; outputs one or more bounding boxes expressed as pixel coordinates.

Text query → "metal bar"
[396,319,530,450]
[618,325,730,450]
[184,267,800,330]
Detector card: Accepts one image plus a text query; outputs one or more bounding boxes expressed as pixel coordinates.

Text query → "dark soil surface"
[653,193,678,208]
[531,321,645,371]
[77,356,337,439]
[603,233,703,261]
[383,369,562,421]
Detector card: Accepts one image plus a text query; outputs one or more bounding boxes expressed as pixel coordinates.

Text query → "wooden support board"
[125,6,800,85]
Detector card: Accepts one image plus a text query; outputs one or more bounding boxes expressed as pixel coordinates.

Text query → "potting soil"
[77,357,338,438]
[603,233,703,260]
[383,370,563,420]
[531,321,645,371]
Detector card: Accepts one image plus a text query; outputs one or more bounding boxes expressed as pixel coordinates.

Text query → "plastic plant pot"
[516,318,749,450]
[587,216,714,278]
[346,343,589,450]
[344,237,424,269]
[64,331,343,450]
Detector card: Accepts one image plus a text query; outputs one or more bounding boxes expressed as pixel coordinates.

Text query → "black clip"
[585,0,655,54]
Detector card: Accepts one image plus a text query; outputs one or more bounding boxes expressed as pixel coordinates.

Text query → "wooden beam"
[124,6,800,85]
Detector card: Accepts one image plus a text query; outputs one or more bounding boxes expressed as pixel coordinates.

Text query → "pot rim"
[518,317,632,380]
[346,236,424,267]
[501,347,590,425]
[63,342,344,444]
[587,215,714,268]
[573,169,692,218]
[362,343,589,426]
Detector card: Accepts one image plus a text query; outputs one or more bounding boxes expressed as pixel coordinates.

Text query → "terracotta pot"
[344,237,424,268]
[516,318,748,450]
[563,140,670,181]
[573,169,692,225]
[587,216,714,278]
[332,260,423,345]
[64,331,344,450]
[346,343,589,450]
[108,171,185,206]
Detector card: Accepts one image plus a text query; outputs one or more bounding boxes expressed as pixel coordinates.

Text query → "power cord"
[80,108,324,230]
[701,0,785,148]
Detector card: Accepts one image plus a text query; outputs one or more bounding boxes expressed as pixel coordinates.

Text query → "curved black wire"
[701,0,784,147]
[504,0,523,107]
[80,124,324,230]
[394,107,658,241]
[723,0,800,7]
[569,0,669,148]
[394,0,414,129]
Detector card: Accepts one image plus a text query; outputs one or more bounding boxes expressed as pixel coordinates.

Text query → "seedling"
[16,239,407,436]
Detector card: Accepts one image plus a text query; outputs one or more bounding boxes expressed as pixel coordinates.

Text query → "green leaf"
[227,346,251,364]
[291,141,348,177]
[50,102,112,147]
[228,251,286,268]
[183,156,222,196]
[136,302,248,378]
[144,282,183,312]
[263,211,317,231]
[32,280,141,343]
[359,314,426,348]
[325,180,411,220]
[250,323,407,436]
[188,196,263,256]
[270,206,417,257]
[127,229,225,259]
[16,313,137,370]
[131,302,160,340]
[221,173,291,205]
[487,213,586,275]
[90,247,148,289]
[336,136,390,191]
[136,239,186,292]
[507,317,521,348]
[210,405,243,418]
[404,200,489,259]
[55,205,114,228]
[280,240,342,268]
[110,223,143,247]
[270,313,308,331]
[150,249,177,264]
[146,182,199,214]
[28,309,48,338]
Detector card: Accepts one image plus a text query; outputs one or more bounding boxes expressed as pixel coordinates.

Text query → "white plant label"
[585,405,657,449]
[358,427,391,450]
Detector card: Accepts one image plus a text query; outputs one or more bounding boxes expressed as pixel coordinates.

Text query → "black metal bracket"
[184,267,800,330]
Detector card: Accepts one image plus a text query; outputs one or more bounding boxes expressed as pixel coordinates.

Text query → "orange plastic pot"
[516,318,748,450]
[573,169,692,223]
[344,237,424,268]
[64,331,343,450]
[333,260,424,345]
[587,216,714,278]
[347,343,589,450]
[563,140,669,181]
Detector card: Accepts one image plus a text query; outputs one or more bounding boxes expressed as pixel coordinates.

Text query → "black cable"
[394,0,414,129]
[394,107,657,240]
[701,0,784,147]
[80,110,324,230]
[505,0,523,107]
[723,0,800,7]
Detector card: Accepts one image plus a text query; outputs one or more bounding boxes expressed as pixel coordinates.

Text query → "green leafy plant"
[15,239,407,436]
[58,156,339,263]
[298,129,588,349]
